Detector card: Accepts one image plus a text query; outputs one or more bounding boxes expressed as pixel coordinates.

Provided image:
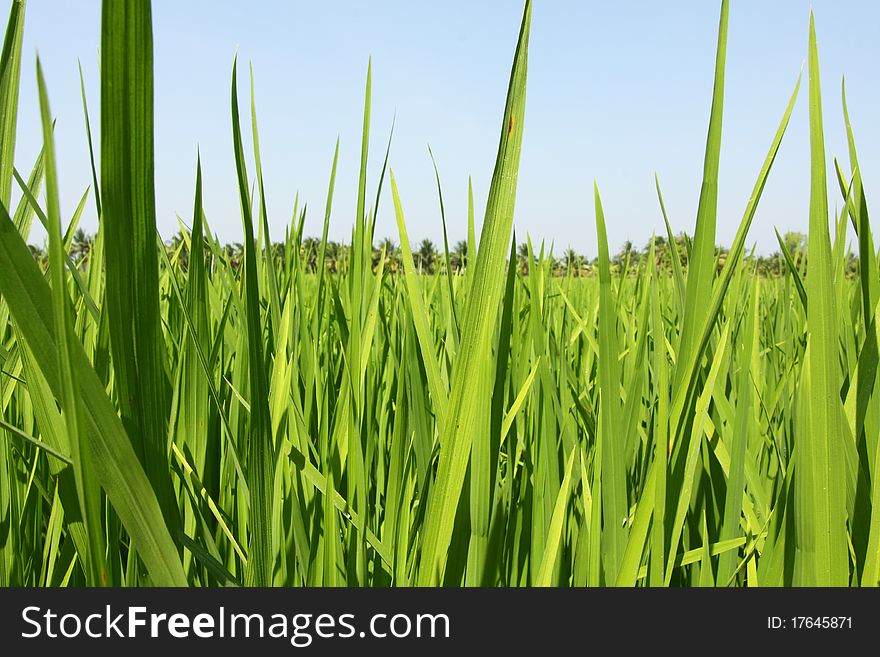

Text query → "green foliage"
[0,0,877,588]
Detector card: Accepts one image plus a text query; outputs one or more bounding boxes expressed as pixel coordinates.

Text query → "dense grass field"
[1,0,879,587]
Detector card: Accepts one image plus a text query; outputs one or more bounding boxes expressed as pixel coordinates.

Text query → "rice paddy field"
[1,0,878,588]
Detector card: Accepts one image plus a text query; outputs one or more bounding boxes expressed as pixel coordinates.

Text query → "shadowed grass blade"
[100,0,177,532]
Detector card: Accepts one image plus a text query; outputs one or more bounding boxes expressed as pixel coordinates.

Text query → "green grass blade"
[0,0,25,207]
[797,12,848,586]
[416,0,531,585]
[77,59,101,217]
[654,174,685,310]
[100,0,177,532]
[249,64,282,339]
[36,57,107,586]
[594,182,627,582]
[231,57,275,586]
[428,145,459,334]
[774,227,807,313]
[534,449,576,586]
[671,0,728,406]
[390,174,449,429]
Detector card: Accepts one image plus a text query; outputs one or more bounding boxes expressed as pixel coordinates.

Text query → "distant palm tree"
[271,241,286,270]
[375,237,398,272]
[325,241,342,273]
[451,240,468,273]
[225,242,244,271]
[648,235,670,273]
[517,241,531,275]
[417,238,437,274]
[563,247,579,277]
[70,228,92,267]
[301,237,320,272]
[613,239,634,268]
[29,243,47,268]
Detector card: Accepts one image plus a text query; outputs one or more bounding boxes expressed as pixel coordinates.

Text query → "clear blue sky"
[13,0,880,256]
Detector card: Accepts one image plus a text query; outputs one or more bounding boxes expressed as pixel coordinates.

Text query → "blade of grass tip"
[534,449,576,586]
[671,0,728,410]
[428,145,459,334]
[8,146,42,239]
[417,0,531,585]
[313,138,339,337]
[61,188,89,251]
[182,153,211,477]
[499,356,540,446]
[669,69,801,436]
[249,63,282,339]
[841,79,879,329]
[349,59,371,332]
[0,0,25,207]
[798,12,848,586]
[100,0,178,533]
[357,59,371,229]
[774,227,807,313]
[655,173,685,311]
[390,173,449,429]
[594,182,627,582]
[466,176,476,289]
[370,114,395,238]
[78,59,101,217]
[13,168,100,323]
[37,56,107,586]
[231,56,275,586]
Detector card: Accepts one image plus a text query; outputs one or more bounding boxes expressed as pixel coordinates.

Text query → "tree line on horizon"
[30,226,857,279]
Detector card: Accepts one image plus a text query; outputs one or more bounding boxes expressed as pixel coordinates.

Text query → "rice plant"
[0,0,878,587]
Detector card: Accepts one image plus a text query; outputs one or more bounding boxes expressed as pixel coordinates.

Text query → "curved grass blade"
[0,205,187,585]
[654,174,685,310]
[37,57,107,586]
[774,227,807,313]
